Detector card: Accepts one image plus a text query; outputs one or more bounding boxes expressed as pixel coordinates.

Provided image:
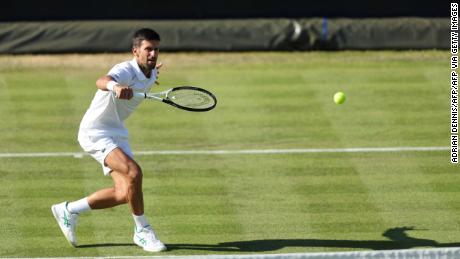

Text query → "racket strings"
[168,89,215,109]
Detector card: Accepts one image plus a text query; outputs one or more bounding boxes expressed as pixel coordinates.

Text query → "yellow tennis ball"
[333,92,346,105]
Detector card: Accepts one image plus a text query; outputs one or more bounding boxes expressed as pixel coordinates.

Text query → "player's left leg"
[103,148,166,252]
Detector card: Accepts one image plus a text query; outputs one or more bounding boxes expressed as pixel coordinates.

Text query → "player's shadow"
[77,243,136,248]
[167,227,460,252]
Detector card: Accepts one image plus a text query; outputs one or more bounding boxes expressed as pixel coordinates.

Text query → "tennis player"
[51,28,166,252]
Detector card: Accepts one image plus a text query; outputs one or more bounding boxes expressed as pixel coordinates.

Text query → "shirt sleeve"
[107,63,132,86]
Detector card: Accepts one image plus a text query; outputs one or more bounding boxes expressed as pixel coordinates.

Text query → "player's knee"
[116,192,128,204]
[113,185,129,204]
[127,162,142,185]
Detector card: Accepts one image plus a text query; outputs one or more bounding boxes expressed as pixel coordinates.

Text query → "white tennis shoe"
[51,202,78,247]
[133,225,167,252]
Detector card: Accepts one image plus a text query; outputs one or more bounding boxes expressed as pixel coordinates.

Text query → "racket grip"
[133,92,147,99]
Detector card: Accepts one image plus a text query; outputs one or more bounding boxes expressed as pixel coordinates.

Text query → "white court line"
[0,146,449,158]
[7,247,460,259]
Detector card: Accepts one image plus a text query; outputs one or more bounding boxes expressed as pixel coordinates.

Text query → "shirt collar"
[130,58,154,81]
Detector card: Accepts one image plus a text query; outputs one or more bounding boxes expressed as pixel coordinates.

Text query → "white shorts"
[78,132,134,176]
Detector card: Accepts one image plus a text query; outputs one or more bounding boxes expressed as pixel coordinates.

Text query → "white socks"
[67,197,91,214]
[133,214,150,229]
[66,198,150,230]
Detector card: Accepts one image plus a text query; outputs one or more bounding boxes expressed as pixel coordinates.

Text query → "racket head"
[164,86,217,112]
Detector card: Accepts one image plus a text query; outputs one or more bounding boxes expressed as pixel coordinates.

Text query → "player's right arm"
[96,75,133,100]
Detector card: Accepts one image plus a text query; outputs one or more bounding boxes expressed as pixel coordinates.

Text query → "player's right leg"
[51,148,129,247]
[51,202,79,246]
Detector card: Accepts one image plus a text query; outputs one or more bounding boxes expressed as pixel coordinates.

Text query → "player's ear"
[132,47,138,56]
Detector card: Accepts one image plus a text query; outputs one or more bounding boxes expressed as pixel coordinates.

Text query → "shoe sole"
[51,205,77,247]
[133,237,167,252]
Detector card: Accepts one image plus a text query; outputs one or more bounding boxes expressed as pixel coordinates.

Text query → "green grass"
[0,51,457,257]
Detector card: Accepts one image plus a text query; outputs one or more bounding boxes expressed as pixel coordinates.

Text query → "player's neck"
[139,65,151,78]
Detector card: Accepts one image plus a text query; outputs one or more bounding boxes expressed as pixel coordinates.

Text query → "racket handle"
[133,92,147,99]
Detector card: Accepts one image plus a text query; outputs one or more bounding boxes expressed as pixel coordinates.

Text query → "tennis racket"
[134,86,217,112]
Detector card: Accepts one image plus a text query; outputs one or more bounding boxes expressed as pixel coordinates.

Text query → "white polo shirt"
[79,58,157,138]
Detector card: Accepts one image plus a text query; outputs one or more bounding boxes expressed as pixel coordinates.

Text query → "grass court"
[0,51,457,257]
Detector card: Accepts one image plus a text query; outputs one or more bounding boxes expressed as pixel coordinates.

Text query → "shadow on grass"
[77,243,136,248]
[167,227,460,252]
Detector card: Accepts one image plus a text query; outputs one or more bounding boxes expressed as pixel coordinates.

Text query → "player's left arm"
[154,62,163,85]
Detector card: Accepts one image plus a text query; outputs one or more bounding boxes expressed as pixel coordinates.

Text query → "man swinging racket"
[52,28,166,252]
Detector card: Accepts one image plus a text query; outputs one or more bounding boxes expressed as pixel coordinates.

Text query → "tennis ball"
[333,92,346,105]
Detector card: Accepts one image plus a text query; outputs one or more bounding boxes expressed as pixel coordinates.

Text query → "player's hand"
[155,62,163,85]
[156,62,163,72]
[114,85,133,100]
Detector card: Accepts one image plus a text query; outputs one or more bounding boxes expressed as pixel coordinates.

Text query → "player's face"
[133,39,160,71]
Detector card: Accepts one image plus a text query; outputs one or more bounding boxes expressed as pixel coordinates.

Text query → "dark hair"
[132,28,161,48]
